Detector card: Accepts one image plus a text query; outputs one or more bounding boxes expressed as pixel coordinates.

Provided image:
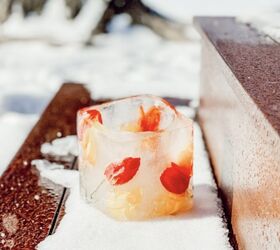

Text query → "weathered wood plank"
[0,83,91,249]
[194,17,280,249]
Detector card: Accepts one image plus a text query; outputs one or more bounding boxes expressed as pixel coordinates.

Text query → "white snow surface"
[238,9,280,43]
[144,0,280,22]
[0,0,107,44]
[41,135,78,158]
[0,112,38,175]
[32,159,77,188]
[33,124,232,250]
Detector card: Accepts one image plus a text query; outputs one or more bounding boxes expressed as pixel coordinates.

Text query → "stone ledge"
[195,17,280,250]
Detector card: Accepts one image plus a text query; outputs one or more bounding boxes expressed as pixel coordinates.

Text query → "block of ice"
[77,95,193,220]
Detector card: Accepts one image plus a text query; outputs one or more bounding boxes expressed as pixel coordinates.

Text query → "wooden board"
[194,17,280,250]
[0,83,91,249]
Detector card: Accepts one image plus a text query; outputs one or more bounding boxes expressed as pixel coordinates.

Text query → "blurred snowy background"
[0,0,279,175]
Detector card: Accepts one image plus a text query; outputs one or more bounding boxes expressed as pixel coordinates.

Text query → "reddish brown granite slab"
[195,17,280,136]
[0,83,91,250]
[194,17,280,250]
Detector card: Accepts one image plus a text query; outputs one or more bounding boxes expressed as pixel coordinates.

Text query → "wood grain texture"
[0,83,91,250]
[194,17,280,250]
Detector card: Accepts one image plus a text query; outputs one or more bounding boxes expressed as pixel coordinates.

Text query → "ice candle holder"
[77,95,193,220]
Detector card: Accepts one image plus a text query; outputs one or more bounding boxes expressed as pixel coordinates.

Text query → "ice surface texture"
[77,95,193,220]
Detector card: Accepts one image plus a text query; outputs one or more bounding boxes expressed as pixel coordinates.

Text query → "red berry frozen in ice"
[160,162,191,194]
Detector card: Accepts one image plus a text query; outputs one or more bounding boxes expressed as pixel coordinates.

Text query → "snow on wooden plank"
[0,83,91,249]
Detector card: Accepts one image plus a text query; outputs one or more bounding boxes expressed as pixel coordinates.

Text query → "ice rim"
[77,95,193,142]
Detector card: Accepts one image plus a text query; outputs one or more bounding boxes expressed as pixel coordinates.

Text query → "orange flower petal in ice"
[160,162,192,194]
[77,109,103,140]
[86,109,103,124]
[104,157,141,185]
[139,105,161,131]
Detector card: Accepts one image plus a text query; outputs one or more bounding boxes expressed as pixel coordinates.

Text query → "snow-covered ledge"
[33,123,232,250]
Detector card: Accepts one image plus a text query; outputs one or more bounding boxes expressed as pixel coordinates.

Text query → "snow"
[0,0,106,44]
[145,0,280,22]
[238,9,280,43]
[41,135,78,158]
[33,124,232,250]
[0,112,38,176]
[86,32,200,100]
[32,159,77,188]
